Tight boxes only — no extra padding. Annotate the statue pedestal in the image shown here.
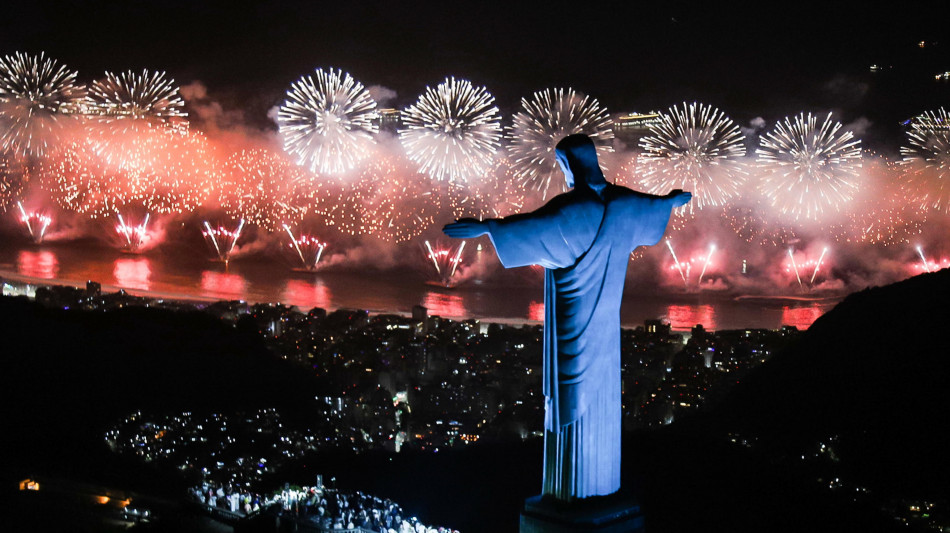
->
[519,492,645,532]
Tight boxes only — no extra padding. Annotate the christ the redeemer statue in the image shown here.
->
[445,134,690,528]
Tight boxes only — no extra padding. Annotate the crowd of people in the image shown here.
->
[189,481,264,516]
[276,487,457,532]
[190,481,458,532]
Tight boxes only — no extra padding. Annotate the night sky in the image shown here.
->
[3,1,948,149]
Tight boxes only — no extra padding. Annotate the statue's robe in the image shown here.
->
[486,184,675,499]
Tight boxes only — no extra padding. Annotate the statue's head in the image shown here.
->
[555,134,606,192]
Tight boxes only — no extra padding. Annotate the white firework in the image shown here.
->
[509,87,614,199]
[87,69,187,124]
[637,102,747,214]
[399,77,502,183]
[900,107,950,213]
[0,51,84,157]
[756,112,862,221]
[278,68,378,175]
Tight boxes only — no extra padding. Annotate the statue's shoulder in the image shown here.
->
[606,184,664,206]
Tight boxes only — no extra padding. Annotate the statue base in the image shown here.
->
[519,492,645,532]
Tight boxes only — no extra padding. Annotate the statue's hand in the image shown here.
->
[443,218,489,238]
[667,189,692,208]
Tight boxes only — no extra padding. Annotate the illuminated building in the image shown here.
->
[613,111,662,144]
[376,108,401,133]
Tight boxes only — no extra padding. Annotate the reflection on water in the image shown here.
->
[17,250,59,279]
[113,258,151,290]
[528,301,544,321]
[781,305,824,330]
[282,279,332,310]
[200,270,247,299]
[666,304,717,331]
[422,291,467,318]
[0,243,836,331]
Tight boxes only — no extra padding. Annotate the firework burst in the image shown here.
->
[785,246,830,292]
[399,77,502,183]
[16,201,52,243]
[822,158,924,246]
[900,107,950,213]
[637,102,746,214]
[351,155,442,242]
[219,149,311,231]
[509,88,613,199]
[87,69,186,125]
[41,128,217,218]
[0,51,84,157]
[283,224,327,271]
[278,68,378,174]
[444,156,527,219]
[756,112,862,221]
[202,219,245,263]
[663,240,719,289]
[424,239,467,287]
[0,154,28,211]
[115,212,151,253]
[721,203,800,246]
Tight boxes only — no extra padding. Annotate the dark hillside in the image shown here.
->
[711,268,950,498]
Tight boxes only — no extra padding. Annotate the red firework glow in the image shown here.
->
[113,257,151,290]
[780,305,824,330]
[664,240,719,290]
[283,225,327,271]
[202,219,244,263]
[666,304,717,331]
[424,240,467,287]
[200,270,247,299]
[281,279,332,310]
[17,202,52,243]
[911,245,949,273]
[784,247,830,292]
[218,149,311,232]
[115,212,151,253]
[527,301,545,322]
[43,127,217,218]
[422,291,467,318]
[16,250,58,279]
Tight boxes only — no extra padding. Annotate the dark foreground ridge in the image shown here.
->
[713,267,950,496]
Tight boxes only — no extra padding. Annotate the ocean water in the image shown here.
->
[0,241,836,331]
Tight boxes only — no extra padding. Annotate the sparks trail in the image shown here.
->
[697,243,716,286]
[115,212,150,253]
[665,239,719,290]
[787,248,804,291]
[915,245,931,273]
[424,240,466,288]
[810,247,828,285]
[202,219,244,263]
[284,224,327,272]
[16,201,52,243]
[665,239,688,286]
[786,247,831,292]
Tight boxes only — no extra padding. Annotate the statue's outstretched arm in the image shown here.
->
[443,218,490,238]
[664,189,692,208]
